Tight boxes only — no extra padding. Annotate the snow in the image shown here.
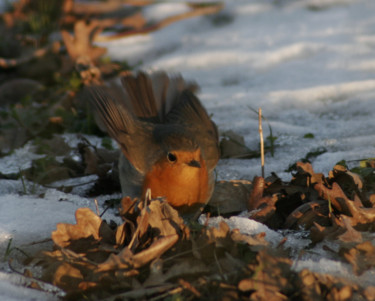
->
[0,142,44,175]
[2,0,375,298]
[101,0,375,182]
[200,214,285,244]
[143,3,191,22]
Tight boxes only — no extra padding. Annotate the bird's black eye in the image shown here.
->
[167,152,177,163]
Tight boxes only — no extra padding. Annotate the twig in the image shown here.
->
[5,242,31,262]
[163,241,210,263]
[94,199,100,216]
[248,105,275,157]
[0,44,54,69]
[149,287,183,301]
[7,258,65,297]
[43,178,98,190]
[127,189,151,251]
[258,108,265,178]
[94,4,223,42]
[328,195,333,218]
[101,284,177,301]
[19,169,27,194]
[4,238,13,261]
[59,247,98,266]
[145,188,152,204]
[26,238,52,246]
[214,248,224,277]
[99,204,112,218]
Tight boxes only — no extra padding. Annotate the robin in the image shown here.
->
[89,71,220,214]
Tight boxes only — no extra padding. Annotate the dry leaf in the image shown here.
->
[239,250,292,301]
[340,241,375,275]
[248,176,265,210]
[364,286,375,301]
[250,195,278,225]
[147,200,185,237]
[52,207,114,248]
[336,215,363,243]
[53,262,83,291]
[231,229,268,248]
[314,182,347,213]
[284,200,329,230]
[293,161,325,187]
[61,20,107,62]
[132,234,178,268]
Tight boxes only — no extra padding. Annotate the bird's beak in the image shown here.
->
[187,160,201,168]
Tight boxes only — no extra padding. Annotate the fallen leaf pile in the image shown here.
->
[37,197,269,300]
[245,162,375,234]
[28,160,375,300]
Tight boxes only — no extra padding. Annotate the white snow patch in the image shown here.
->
[143,3,190,23]
[0,142,43,175]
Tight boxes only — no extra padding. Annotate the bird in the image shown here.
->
[88,71,220,214]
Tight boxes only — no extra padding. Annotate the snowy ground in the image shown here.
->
[1,0,375,299]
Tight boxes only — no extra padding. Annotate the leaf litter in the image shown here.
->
[16,161,375,300]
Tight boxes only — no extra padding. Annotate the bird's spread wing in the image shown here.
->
[89,72,218,173]
[121,71,198,122]
[88,86,156,174]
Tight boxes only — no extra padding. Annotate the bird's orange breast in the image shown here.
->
[142,149,210,212]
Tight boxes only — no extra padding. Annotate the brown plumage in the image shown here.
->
[89,71,220,214]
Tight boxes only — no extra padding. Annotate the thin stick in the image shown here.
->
[127,189,151,251]
[258,108,265,178]
[94,4,223,42]
[94,199,100,216]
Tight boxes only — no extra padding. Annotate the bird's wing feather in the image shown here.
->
[89,86,155,174]
[121,71,198,122]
